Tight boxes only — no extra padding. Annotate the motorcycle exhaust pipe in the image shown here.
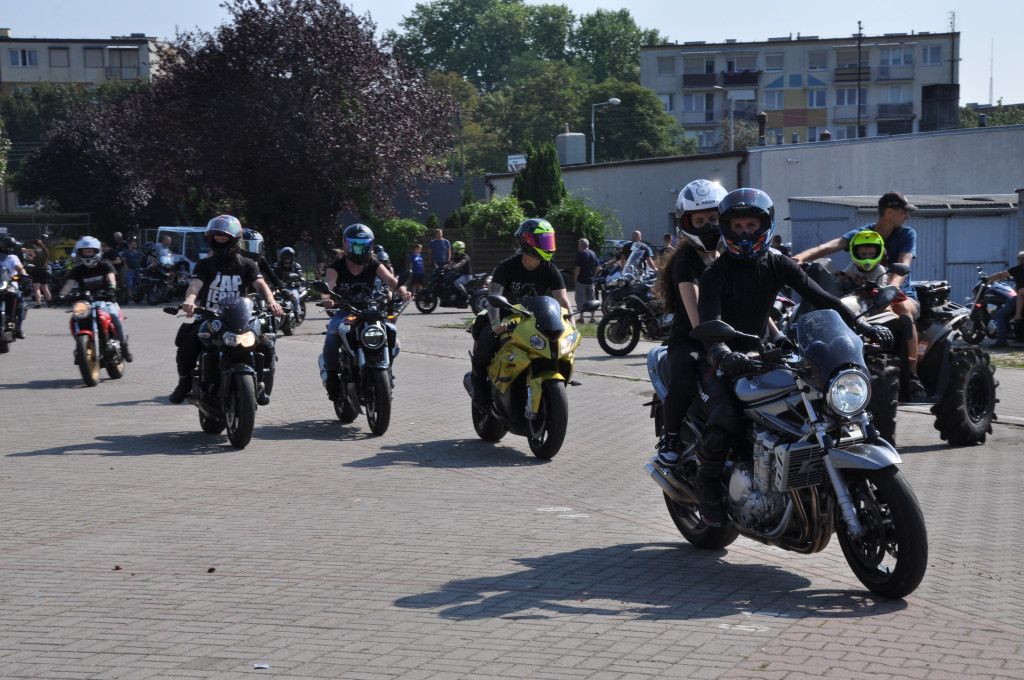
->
[645,461,698,506]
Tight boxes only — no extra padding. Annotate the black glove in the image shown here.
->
[719,351,755,379]
[108,287,118,300]
[857,321,893,350]
[771,332,797,353]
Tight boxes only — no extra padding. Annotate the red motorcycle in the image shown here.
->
[67,291,126,386]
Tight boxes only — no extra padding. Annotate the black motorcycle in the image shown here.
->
[163,296,270,449]
[596,275,669,356]
[0,268,25,354]
[276,273,310,336]
[314,274,410,436]
[414,268,489,314]
[135,263,173,305]
[961,267,1024,344]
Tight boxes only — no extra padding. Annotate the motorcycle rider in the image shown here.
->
[320,224,411,401]
[694,189,893,527]
[984,251,1024,348]
[652,179,728,466]
[57,236,132,361]
[840,230,888,287]
[373,245,395,275]
[272,246,304,313]
[470,219,572,408]
[1,236,30,339]
[793,191,926,400]
[444,241,473,299]
[169,216,283,405]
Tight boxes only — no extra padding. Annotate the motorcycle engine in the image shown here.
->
[727,427,787,528]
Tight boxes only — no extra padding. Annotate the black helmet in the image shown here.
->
[0,235,19,254]
[342,224,375,265]
[373,245,391,263]
[718,188,775,260]
[206,215,243,258]
[279,246,295,263]
[514,218,556,261]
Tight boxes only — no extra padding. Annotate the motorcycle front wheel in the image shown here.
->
[75,334,100,387]
[225,373,257,449]
[295,300,306,326]
[960,314,987,345]
[836,466,927,599]
[527,380,568,459]
[415,291,438,314]
[364,368,392,436]
[199,413,226,434]
[147,282,168,306]
[597,309,641,356]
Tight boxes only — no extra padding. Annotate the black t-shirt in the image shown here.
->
[1007,264,1024,291]
[668,247,708,343]
[328,258,382,303]
[69,261,116,292]
[192,254,263,309]
[449,253,472,275]
[698,251,857,345]
[490,254,565,305]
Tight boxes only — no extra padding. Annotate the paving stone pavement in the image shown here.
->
[1,303,1022,679]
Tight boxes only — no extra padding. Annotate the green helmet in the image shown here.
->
[850,230,885,273]
[514,218,556,261]
[452,240,466,255]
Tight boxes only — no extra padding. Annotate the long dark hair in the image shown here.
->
[653,237,699,316]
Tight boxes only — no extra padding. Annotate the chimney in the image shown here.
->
[0,28,12,38]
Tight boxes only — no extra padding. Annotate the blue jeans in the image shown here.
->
[97,301,127,344]
[995,296,1018,343]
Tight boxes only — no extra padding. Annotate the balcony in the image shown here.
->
[682,73,716,88]
[877,64,915,81]
[833,104,868,122]
[834,66,870,83]
[105,66,141,80]
[680,110,717,126]
[722,70,759,86]
[877,102,914,119]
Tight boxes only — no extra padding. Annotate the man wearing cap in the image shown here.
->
[793,191,926,401]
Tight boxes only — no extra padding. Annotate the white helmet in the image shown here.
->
[74,236,103,267]
[674,179,728,252]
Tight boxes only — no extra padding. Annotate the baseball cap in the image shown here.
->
[878,191,917,212]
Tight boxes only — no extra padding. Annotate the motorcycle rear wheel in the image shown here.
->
[471,402,507,442]
[527,380,568,459]
[931,348,998,446]
[960,314,986,345]
[364,368,392,436]
[75,335,100,387]
[836,466,927,599]
[226,373,257,449]
[664,462,739,549]
[597,309,641,356]
[415,292,438,314]
[199,413,226,434]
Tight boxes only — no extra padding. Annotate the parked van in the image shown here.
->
[143,226,265,271]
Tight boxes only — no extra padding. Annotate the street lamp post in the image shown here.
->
[590,97,621,164]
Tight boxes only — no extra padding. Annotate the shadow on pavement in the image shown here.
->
[344,438,550,468]
[0,378,89,390]
[8,430,237,457]
[253,419,374,442]
[395,541,908,622]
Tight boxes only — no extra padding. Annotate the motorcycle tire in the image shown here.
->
[836,466,928,599]
[281,320,294,336]
[225,373,257,449]
[334,395,358,423]
[527,380,569,459]
[866,356,899,446]
[105,340,125,380]
[75,335,100,387]
[470,293,488,316]
[364,368,392,436]
[199,413,226,434]
[295,300,306,327]
[931,348,998,446]
[0,340,9,354]
[147,283,168,306]
[597,309,641,356]
[664,462,739,550]
[960,314,986,345]
[132,286,146,304]
[471,402,507,442]
[415,292,438,314]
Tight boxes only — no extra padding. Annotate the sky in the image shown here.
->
[3,0,1021,106]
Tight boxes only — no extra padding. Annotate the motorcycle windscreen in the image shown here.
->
[217,295,255,333]
[795,309,865,386]
[524,296,565,334]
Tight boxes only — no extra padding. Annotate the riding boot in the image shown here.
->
[123,340,133,363]
[697,465,727,527]
[325,373,341,402]
[169,374,192,404]
[256,382,270,406]
[657,431,681,467]
[471,370,490,409]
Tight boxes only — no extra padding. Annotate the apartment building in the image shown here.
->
[640,31,960,152]
[0,27,164,93]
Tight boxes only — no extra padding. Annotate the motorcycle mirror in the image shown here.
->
[162,306,180,315]
[486,294,513,311]
[311,280,332,294]
[888,262,910,276]
[863,285,899,314]
[396,270,413,287]
[690,320,735,345]
[580,300,602,313]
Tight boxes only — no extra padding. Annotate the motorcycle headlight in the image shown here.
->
[559,330,580,355]
[826,369,871,417]
[223,330,257,348]
[72,301,91,319]
[361,325,386,349]
[0,280,7,291]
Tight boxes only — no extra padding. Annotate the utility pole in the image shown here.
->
[856,21,863,139]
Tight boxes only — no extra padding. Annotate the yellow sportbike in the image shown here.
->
[463,295,599,459]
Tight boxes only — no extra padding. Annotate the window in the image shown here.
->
[682,93,705,112]
[807,126,822,142]
[835,48,863,68]
[880,47,914,66]
[765,53,783,71]
[922,45,942,66]
[835,87,866,106]
[888,86,909,103]
[687,129,717,150]
[84,47,103,68]
[807,89,826,108]
[833,125,861,140]
[49,47,70,67]
[8,49,37,67]
[658,93,674,112]
[726,55,756,72]
[808,51,827,70]
[704,58,715,74]
[657,56,675,76]
[763,90,785,110]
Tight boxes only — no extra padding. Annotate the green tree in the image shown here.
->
[511,142,566,217]
[587,80,696,161]
[425,213,441,230]
[0,118,10,182]
[428,70,504,176]
[544,193,619,246]
[570,9,665,84]
[959,101,1024,128]
[464,194,526,240]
